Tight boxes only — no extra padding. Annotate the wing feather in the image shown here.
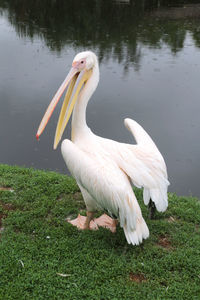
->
[123,118,169,211]
[99,118,170,212]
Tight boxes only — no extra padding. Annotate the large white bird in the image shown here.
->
[36,51,169,245]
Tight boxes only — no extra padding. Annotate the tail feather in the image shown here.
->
[150,187,168,212]
[123,217,149,246]
[143,184,168,212]
[143,188,151,205]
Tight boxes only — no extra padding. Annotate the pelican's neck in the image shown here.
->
[71,62,99,141]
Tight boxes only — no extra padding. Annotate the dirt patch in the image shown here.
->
[129,272,147,283]
[1,203,15,211]
[157,235,173,250]
[0,201,16,211]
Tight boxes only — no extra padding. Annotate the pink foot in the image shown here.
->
[67,214,98,230]
[67,213,117,233]
[94,214,118,233]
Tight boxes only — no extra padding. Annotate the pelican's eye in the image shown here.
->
[78,59,86,69]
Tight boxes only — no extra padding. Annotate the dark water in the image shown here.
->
[0,0,200,197]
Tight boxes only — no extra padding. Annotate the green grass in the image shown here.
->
[0,164,200,300]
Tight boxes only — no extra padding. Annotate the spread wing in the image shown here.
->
[101,118,170,212]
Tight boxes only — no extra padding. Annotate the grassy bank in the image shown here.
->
[0,164,200,299]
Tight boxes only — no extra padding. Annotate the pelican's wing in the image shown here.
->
[61,139,149,245]
[103,118,169,212]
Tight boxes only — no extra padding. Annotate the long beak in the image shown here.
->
[53,69,92,149]
[36,66,92,149]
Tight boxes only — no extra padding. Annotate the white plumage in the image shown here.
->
[37,51,169,245]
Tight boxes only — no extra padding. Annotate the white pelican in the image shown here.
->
[36,51,169,245]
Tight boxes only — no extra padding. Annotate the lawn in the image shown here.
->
[0,164,200,299]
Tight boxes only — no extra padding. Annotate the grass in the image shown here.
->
[0,164,200,300]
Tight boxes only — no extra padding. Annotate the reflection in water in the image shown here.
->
[150,4,200,19]
[0,0,200,197]
[1,0,200,71]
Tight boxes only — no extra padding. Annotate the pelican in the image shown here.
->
[36,51,169,245]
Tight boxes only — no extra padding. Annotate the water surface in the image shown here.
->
[0,0,200,197]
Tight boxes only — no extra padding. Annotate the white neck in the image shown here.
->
[71,61,99,141]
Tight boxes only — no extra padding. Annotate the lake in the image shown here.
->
[0,0,200,197]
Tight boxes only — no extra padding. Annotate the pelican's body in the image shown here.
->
[37,51,169,245]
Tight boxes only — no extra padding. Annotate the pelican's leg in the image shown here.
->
[83,211,96,229]
[79,184,118,232]
[148,199,156,219]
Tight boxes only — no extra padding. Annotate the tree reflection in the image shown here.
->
[0,0,200,70]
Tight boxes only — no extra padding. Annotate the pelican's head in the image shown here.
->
[36,51,97,149]
[73,51,97,71]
